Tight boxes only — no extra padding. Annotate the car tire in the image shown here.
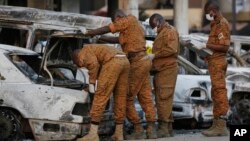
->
[230,98,250,125]
[0,109,24,140]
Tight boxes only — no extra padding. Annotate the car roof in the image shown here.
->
[0,44,38,55]
[0,5,111,30]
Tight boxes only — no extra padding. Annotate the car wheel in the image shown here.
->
[230,98,250,125]
[0,109,24,140]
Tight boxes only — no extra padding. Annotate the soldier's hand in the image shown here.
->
[89,84,95,94]
[90,35,101,43]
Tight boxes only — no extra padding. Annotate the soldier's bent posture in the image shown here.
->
[73,44,130,141]
[149,13,179,138]
[85,10,157,140]
[202,0,230,137]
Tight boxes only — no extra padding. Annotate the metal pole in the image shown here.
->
[108,0,118,17]
[174,0,189,35]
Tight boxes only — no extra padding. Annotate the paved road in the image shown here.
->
[130,134,229,141]
[127,129,230,141]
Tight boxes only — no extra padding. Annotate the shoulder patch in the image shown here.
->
[218,33,224,40]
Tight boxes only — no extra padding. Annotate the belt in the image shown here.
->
[114,54,126,58]
[127,51,146,60]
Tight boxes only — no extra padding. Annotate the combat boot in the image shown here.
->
[157,121,170,138]
[202,118,229,137]
[146,122,157,139]
[168,114,174,137]
[203,119,218,133]
[125,123,146,140]
[169,122,175,137]
[77,124,99,141]
[111,124,124,141]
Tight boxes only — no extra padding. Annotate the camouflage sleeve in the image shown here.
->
[218,21,230,46]
[109,17,129,33]
[78,48,100,84]
[154,31,178,58]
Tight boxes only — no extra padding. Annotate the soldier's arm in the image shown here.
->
[86,26,111,37]
[86,62,100,84]
[207,22,230,53]
[206,43,229,53]
[99,36,119,43]
[78,48,100,84]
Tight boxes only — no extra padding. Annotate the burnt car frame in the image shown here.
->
[0,6,116,140]
[141,32,250,128]
[0,5,111,51]
[0,29,118,140]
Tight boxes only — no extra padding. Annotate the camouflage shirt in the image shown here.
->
[207,15,230,60]
[109,15,146,54]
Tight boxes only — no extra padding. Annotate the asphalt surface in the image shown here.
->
[130,134,229,141]
[124,129,229,141]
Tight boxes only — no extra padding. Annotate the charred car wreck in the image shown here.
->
[0,32,117,140]
[0,6,115,141]
[141,29,250,128]
[1,5,250,141]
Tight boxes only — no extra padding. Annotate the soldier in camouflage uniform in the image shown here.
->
[202,0,230,137]
[149,13,179,138]
[73,44,130,141]
[85,10,157,140]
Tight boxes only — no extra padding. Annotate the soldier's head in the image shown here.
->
[72,49,82,67]
[149,13,165,33]
[111,9,127,22]
[204,0,221,21]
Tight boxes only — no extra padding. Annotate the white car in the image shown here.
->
[0,43,115,140]
[134,34,250,128]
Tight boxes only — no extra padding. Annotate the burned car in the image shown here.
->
[178,34,250,126]
[172,56,234,128]
[0,34,115,140]
[226,68,250,125]
[133,55,250,129]
[135,32,250,128]
[0,5,111,51]
[180,33,250,68]
[0,6,119,140]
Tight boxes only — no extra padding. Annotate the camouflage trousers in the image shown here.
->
[208,57,229,118]
[153,65,178,122]
[126,57,157,124]
[90,57,130,124]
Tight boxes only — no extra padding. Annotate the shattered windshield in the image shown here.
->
[8,53,86,89]
[9,54,42,81]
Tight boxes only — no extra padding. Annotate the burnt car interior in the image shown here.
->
[8,31,113,111]
[9,53,85,90]
[8,35,89,90]
[0,27,28,48]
